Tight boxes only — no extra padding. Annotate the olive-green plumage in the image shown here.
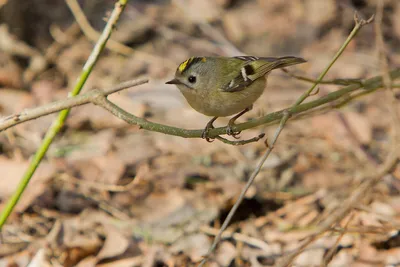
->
[166,56,306,140]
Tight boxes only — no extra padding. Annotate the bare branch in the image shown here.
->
[0,79,148,131]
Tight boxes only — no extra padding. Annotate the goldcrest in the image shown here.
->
[166,56,306,141]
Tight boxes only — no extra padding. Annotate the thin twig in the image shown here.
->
[197,12,376,267]
[0,0,129,230]
[294,13,374,107]
[215,133,266,146]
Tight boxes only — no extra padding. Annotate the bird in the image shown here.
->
[166,56,306,141]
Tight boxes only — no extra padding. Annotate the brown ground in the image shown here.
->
[0,0,400,266]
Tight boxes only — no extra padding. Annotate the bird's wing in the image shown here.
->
[221,56,305,92]
[220,56,278,92]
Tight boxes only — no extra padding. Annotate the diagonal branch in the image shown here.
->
[197,12,375,266]
[277,6,400,267]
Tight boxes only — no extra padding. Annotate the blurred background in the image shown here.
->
[0,0,400,266]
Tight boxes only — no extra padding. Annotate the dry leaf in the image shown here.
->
[96,225,130,261]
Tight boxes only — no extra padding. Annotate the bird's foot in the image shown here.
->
[225,106,252,139]
[226,122,241,139]
[201,117,218,142]
[201,127,215,142]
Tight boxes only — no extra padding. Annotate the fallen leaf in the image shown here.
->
[96,225,130,261]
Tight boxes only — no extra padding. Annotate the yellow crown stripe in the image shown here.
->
[178,57,206,73]
[178,58,191,72]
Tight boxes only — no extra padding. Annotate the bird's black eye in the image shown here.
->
[188,75,196,83]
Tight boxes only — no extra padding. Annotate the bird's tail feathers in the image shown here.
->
[268,56,307,70]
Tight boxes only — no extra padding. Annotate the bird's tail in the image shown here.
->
[267,56,307,70]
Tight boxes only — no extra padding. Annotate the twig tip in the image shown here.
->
[354,11,375,26]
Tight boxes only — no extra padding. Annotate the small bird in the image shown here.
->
[166,56,306,141]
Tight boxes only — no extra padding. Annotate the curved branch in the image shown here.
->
[93,68,400,138]
[1,69,399,138]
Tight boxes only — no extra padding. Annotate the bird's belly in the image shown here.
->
[181,79,266,117]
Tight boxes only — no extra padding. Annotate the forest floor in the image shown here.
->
[0,0,400,266]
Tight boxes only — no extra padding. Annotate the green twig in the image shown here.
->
[295,13,374,106]
[0,0,129,230]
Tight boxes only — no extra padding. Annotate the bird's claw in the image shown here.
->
[226,124,241,139]
[201,125,215,142]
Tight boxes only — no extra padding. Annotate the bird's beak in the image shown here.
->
[166,78,181,85]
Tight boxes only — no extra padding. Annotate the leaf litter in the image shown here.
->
[0,0,400,266]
